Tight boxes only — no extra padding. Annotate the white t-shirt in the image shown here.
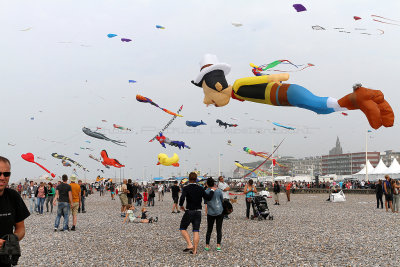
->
[158,185,163,192]
[218,182,229,199]
[127,209,136,222]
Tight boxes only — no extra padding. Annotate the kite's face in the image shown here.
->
[202,80,232,107]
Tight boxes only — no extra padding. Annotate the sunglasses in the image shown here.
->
[0,172,11,177]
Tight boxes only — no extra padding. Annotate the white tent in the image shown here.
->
[372,158,388,174]
[354,160,375,175]
[385,158,400,174]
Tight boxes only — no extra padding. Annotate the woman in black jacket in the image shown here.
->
[375,180,383,209]
[273,181,280,205]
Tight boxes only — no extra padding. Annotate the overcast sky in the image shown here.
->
[1,0,399,182]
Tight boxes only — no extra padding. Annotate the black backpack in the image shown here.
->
[222,200,233,215]
[0,234,21,266]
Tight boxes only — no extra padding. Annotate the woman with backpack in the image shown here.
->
[204,177,224,252]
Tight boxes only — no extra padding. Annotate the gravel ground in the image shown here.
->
[18,192,400,266]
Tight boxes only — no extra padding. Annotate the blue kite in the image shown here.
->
[272,122,295,130]
[186,120,206,127]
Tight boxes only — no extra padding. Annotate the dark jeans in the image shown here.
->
[37,197,45,214]
[46,195,54,212]
[246,199,256,218]
[206,214,224,245]
[78,196,85,212]
[376,194,383,208]
[54,202,70,230]
[148,196,155,206]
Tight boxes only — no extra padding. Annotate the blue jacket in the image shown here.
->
[204,188,224,216]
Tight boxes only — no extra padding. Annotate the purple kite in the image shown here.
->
[293,4,306,12]
[121,38,132,42]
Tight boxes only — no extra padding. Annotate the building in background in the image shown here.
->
[329,137,343,155]
[322,152,380,175]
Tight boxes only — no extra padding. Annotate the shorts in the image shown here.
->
[71,202,79,215]
[385,194,393,202]
[274,193,280,202]
[172,196,179,204]
[119,194,128,206]
[179,210,201,232]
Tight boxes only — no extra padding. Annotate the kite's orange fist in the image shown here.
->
[338,85,394,129]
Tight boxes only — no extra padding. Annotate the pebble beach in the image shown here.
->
[17,192,400,266]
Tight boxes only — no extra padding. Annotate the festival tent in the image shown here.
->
[354,160,375,175]
[371,158,388,174]
[385,158,400,174]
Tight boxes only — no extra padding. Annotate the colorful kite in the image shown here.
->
[155,133,190,149]
[52,153,87,171]
[101,150,125,168]
[21,153,55,178]
[234,161,269,176]
[250,61,314,76]
[129,80,137,83]
[156,25,165,29]
[243,139,285,178]
[243,147,286,167]
[121,38,132,42]
[113,124,132,131]
[107,34,117,38]
[216,119,238,129]
[272,122,295,130]
[192,54,394,130]
[136,94,183,117]
[82,127,126,146]
[157,153,179,167]
[148,106,183,142]
[186,120,206,127]
[354,16,362,20]
[293,4,306,12]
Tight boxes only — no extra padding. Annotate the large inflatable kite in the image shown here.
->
[100,150,125,168]
[82,127,126,146]
[52,153,88,171]
[191,54,394,130]
[21,153,55,178]
[155,133,190,149]
[157,153,179,167]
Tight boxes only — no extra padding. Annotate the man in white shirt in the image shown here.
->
[218,176,230,219]
[158,184,164,201]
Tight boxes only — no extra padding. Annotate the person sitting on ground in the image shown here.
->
[123,205,157,224]
[141,207,158,223]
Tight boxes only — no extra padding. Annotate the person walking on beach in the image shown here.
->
[148,183,156,206]
[244,179,257,219]
[78,180,86,213]
[375,180,383,209]
[110,183,115,200]
[285,182,292,202]
[383,175,393,212]
[204,177,224,252]
[119,179,129,217]
[158,183,164,202]
[273,181,281,205]
[217,176,230,219]
[35,182,48,215]
[27,181,37,213]
[69,175,81,231]
[179,172,214,255]
[99,183,104,196]
[171,181,180,213]
[53,175,72,231]
[0,156,30,267]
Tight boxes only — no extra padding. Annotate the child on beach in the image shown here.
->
[136,192,142,206]
[123,205,158,224]
[141,207,158,223]
[143,191,148,207]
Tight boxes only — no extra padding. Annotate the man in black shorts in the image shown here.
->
[179,172,214,255]
[171,181,180,213]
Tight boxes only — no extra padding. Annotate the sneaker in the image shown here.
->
[82,211,86,213]
[172,211,176,214]
[54,228,57,232]
[177,211,180,213]
[216,247,221,252]
[204,247,210,251]
[154,217,158,222]
[71,226,76,231]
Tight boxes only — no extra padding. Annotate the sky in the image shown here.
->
[1,0,399,182]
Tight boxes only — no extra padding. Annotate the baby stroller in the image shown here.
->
[251,195,273,220]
